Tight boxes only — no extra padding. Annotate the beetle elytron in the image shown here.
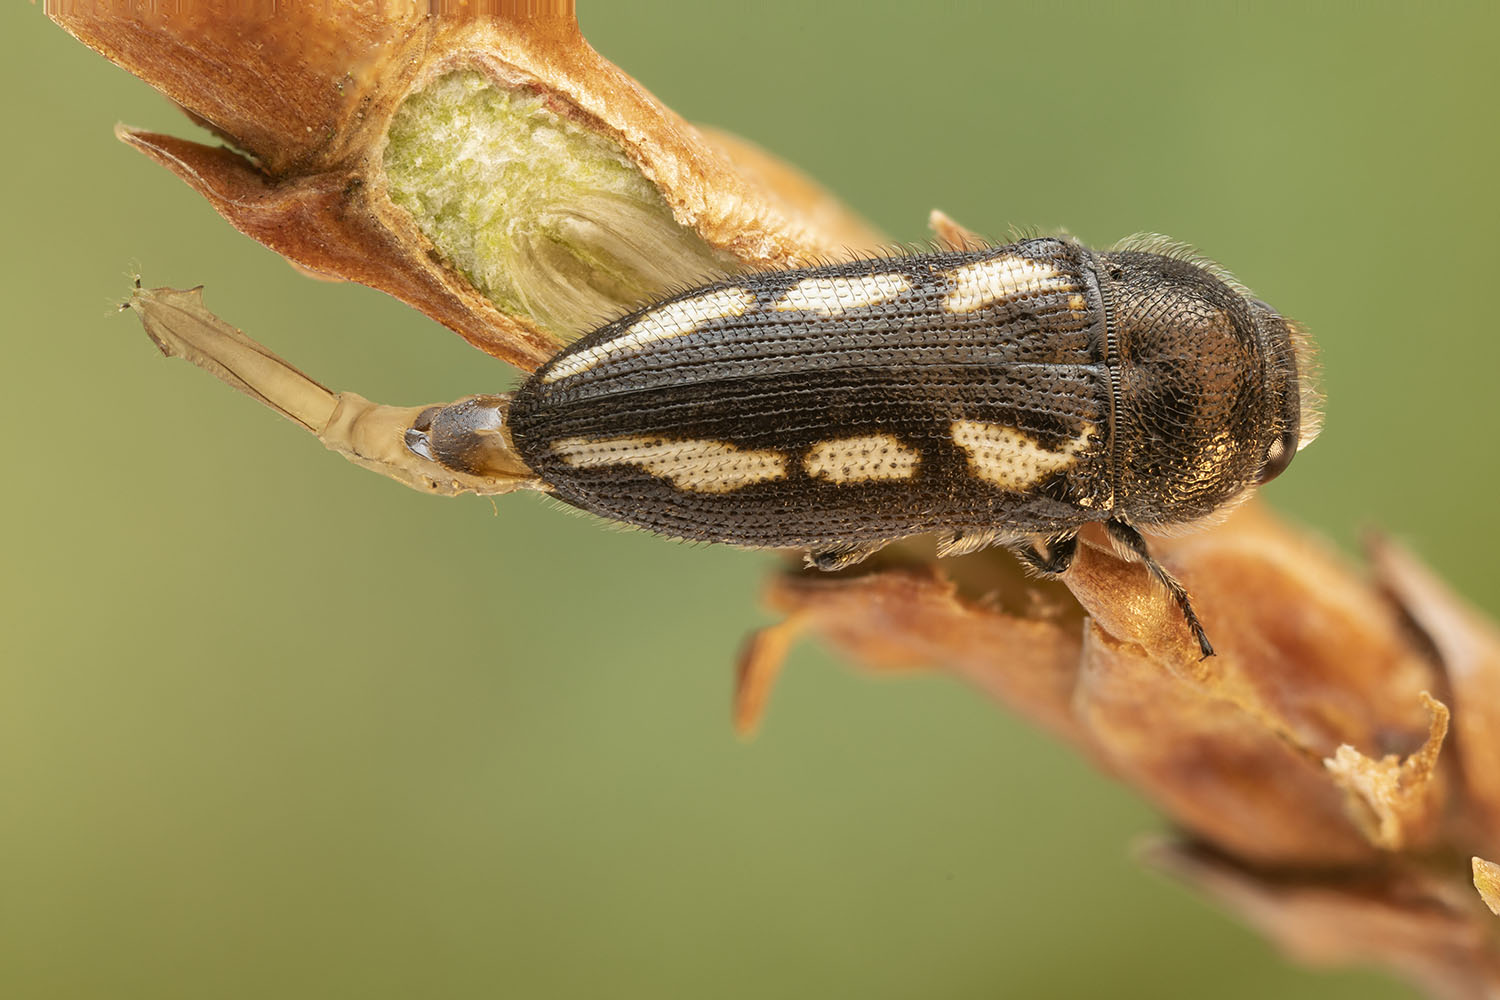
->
[404,235,1321,657]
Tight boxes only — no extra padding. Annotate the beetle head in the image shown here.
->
[1100,244,1320,525]
[1250,298,1322,485]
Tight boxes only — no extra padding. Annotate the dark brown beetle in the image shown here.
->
[408,235,1322,657]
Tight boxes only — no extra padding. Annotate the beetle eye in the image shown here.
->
[1258,430,1297,484]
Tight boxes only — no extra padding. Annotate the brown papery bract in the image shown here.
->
[50,4,1500,997]
[749,508,1500,999]
[49,1,882,370]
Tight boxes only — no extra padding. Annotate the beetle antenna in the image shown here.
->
[1105,520,1215,659]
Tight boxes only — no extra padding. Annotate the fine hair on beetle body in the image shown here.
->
[404,234,1322,659]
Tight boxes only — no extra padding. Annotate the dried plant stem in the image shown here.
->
[125,284,540,498]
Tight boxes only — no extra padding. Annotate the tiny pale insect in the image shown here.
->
[403,235,1322,657]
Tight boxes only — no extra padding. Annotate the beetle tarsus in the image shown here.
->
[1011,534,1079,575]
[805,542,884,572]
[1105,520,1215,658]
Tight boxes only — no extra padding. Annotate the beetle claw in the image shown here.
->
[805,542,885,572]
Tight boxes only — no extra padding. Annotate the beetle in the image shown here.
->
[404,235,1321,658]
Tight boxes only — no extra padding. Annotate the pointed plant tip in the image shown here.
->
[119,277,139,312]
[1473,857,1500,916]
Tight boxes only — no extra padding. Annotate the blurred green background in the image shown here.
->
[4,4,1495,998]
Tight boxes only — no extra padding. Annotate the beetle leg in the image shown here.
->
[935,528,1004,559]
[1010,534,1079,575]
[805,541,886,572]
[1105,520,1215,659]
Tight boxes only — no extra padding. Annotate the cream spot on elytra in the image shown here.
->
[803,434,920,483]
[950,420,1095,490]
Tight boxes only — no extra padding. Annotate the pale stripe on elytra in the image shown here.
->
[542,287,757,384]
[550,435,787,493]
[773,273,912,316]
[943,255,1076,314]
